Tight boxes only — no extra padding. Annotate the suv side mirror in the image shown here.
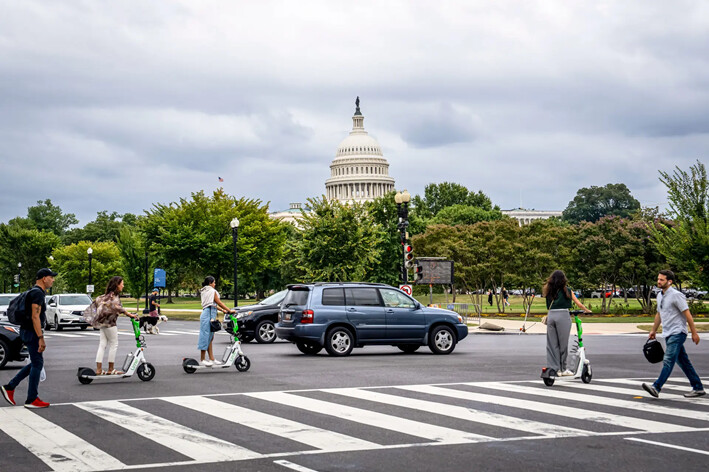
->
[50,302,57,307]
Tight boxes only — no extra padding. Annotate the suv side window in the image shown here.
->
[345,288,382,307]
[322,288,345,306]
[379,288,416,308]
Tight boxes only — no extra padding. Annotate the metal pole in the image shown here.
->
[144,251,149,313]
[88,253,92,286]
[403,202,408,285]
[232,227,238,308]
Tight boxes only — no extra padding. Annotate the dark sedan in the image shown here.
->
[0,322,29,369]
[222,290,287,343]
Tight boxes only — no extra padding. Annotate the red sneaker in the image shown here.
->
[1,385,15,406]
[24,397,50,409]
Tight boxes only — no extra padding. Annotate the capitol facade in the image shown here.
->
[324,97,395,203]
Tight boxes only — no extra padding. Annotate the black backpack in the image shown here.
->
[7,290,30,326]
[643,339,665,364]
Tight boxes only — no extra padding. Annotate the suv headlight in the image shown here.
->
[236,311,253,319]
[59,309,73,315]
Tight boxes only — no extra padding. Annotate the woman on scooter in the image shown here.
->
[198,276,235,366]
[543,270,590,376]
[93,276,138,375]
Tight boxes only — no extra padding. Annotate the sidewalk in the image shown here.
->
[467,319,709,335]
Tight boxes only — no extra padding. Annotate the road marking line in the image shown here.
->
[162,330,199,335]
[625,437,709,456]
[326,387,586,437]
[0,407,125,472]
[395,384,688,433]
[247,391,490,444]
[45,333,83,337]
[274,459,321,472]
[165,396,377,451]
[475,382,708,425]
[552,380,706,404]
[76,400,261,462]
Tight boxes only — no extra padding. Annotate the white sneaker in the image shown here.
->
[560,370,574,376]
[212,360,223,365]
[201,360,213,367]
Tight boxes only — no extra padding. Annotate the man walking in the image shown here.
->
[1,268,56,408]
[642,270,705,398]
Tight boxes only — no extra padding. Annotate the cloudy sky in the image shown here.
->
[1,1,707,224]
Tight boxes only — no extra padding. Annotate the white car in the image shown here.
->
[0,293,18,323]
[46,293,93,330]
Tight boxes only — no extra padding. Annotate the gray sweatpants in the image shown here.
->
[546,309,571,372]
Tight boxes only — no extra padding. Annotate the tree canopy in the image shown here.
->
[562,183,640,224]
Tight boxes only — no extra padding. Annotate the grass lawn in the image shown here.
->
[636,324,709,333]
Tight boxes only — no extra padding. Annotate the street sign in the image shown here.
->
[413,259,454,285]
[154,268,166,288]
[399,284,412,295]
[86,284,94,293]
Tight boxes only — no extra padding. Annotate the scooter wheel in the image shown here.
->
[78,368,95,385]
[581,365,592,384]
[137,362,156,381]
[235,356,251,372]
[543,377,555,387]
[182,358,199,374]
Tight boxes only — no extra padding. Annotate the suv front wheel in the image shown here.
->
[429,325,456,355]
[324,327,354,357]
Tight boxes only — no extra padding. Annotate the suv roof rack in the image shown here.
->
[286,282,389,289]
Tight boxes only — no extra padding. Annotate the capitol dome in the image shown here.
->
[325,97,396,203]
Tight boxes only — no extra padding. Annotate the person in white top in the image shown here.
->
[198,276,235,366]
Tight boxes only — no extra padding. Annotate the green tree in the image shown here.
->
[651,160,709,290]
[116,226,147,309]
[562,183,640,224]
[0,223,61,291]
[52,241,122,294]
[293,197,385,282]
[26,199,78,235]
[411,182,494,219]
[431,204,505,226]
[63,211,139,244]
[141,189,286,298]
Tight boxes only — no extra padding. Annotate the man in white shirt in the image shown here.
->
[642,270,704,398]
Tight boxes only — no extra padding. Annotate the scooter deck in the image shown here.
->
[81,374,132,380]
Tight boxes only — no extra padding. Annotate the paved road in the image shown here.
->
[1,319,708,472]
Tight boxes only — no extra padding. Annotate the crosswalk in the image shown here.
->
[1,377,707,471]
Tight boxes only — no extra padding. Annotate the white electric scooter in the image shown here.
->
[77,318,156,384]
[540,310,592,386]
[182,313,251,373]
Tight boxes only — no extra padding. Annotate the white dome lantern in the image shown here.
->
[325,97,396,203]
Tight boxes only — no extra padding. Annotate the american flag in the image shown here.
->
[218,177,224,182]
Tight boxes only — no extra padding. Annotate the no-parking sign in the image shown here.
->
[399,284,412,295]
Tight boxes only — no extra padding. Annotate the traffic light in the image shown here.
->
[13,274,19,283]
[404,244,414,269]
[414,263,424,282]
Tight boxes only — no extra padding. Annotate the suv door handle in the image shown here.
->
[347,307,356,312]
[385,309,394,314]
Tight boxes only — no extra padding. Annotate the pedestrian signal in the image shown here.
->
[13,274,19,283]
[414,263,424,282]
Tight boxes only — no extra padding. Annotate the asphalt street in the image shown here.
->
[1,318,708,472]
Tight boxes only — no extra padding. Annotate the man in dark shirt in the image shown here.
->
[1,268,56,409]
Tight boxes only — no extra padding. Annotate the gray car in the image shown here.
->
[275,282,468,356]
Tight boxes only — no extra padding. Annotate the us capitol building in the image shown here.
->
[270,98,559,225]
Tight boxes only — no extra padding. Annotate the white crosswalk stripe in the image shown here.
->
[1,377,708,472]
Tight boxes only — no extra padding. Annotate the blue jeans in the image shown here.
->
[653,333,704,392]
[197,306,217,351]
[7,329,43,403]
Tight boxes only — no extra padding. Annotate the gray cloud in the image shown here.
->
[0,0,708,224]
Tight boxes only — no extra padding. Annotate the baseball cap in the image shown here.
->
[152,288,159,292]
[36,268,58,279]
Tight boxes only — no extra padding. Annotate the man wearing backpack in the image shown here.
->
[1,268,56,408]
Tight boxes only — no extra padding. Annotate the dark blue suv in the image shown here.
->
[275,282,468,356]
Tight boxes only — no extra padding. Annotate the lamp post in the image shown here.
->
[17,262,22,293]
[394,190,411,284]
[230,217,240,308]
[87,247,93,294]
[48,256,54,294]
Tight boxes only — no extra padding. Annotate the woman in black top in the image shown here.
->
[543,270,590,376]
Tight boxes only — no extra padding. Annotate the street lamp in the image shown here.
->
[17,262,22,293]
[48,256,54,294]
[87,247,93,294]
[394,190,411,284]
[230,217,240,308]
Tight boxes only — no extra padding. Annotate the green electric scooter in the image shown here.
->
[541,310,592,386]
[77,318,156,384]
[182,312,251,373]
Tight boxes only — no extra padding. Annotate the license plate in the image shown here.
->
[283,313,292,321]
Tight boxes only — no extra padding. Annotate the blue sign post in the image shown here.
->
[154,268,166,288]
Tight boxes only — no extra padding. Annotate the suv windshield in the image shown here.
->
[259,289,287,306]
[283,289,309,307]
[60,295,92,305]
[0,295,17,306]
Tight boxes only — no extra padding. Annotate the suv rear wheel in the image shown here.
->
[429,325,456,355]
[324,327,354,357]
[296,341,322,355]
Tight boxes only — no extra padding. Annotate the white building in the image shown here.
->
[502,208,562,226]
[325,97,396,203]
[269,202,305,225]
